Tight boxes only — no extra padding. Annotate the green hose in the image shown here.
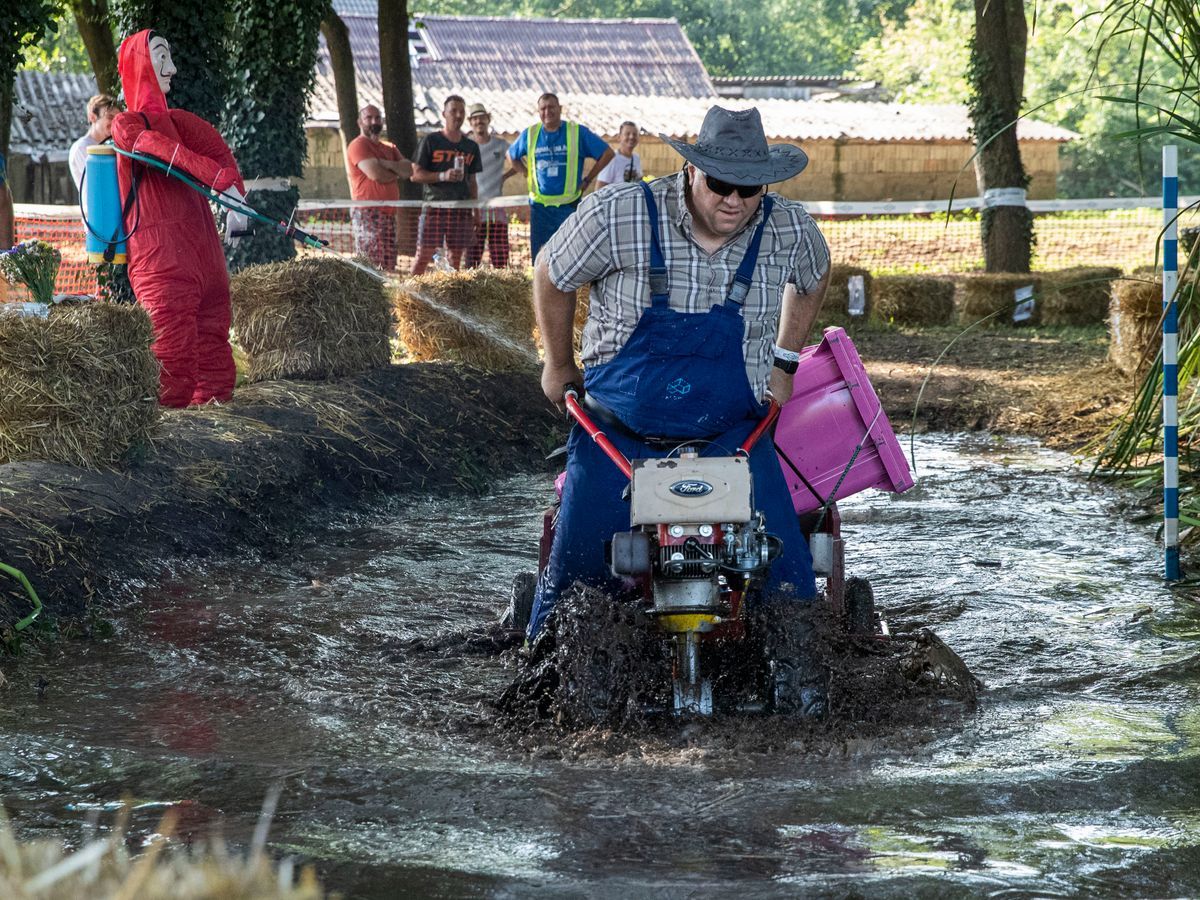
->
[0,562,44,631]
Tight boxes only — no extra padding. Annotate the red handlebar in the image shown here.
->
[738,400,780,456]
[564,392,779,478]
[564,391,633,480]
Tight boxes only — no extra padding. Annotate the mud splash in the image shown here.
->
[492,584,980,757]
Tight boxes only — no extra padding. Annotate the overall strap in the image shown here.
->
[639,181,669,308]
[725,194,774,309]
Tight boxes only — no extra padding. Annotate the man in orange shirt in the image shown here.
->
[346,105,413,271]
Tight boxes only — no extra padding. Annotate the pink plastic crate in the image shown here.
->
[775,327,914,515]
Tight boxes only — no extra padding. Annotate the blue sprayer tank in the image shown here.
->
[84,144,126,264]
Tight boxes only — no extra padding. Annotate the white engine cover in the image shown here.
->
[629,456,753,525]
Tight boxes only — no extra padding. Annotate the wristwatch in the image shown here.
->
[772,345,800,375]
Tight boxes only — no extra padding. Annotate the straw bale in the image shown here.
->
[1040,266,1122,326]
[870,276,955,326]
[0,301,159,467]
[1109,275,1162,376]
[955,273,1045,326]
[817,265,873,329]
[231,256,391,382]
[394,269,537,371]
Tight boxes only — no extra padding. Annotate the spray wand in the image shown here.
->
[105,144,385,282]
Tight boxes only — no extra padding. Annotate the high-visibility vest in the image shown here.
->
[525,121,580,206]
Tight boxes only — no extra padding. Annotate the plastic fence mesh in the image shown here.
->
[5,197,1197,303]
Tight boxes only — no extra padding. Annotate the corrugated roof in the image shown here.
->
[322,7,714,99]
[11,71,98,157]
[308,89,1078,144]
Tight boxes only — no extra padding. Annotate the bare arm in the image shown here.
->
[411,163,467,185]
[582,148,615,191]
[358,157,411,183]
[768,272,829,404]
[532,258,581,408]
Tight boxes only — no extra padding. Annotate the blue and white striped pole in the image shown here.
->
[1163,145,1181,580]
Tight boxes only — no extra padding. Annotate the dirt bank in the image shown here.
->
[851,323,1128,450]
[0,364,558,634]
[0,325,1129,638]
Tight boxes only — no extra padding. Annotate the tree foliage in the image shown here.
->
[222,0,325,270]
[112,0,230,124]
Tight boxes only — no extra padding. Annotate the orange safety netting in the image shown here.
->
[5,200,1195,304]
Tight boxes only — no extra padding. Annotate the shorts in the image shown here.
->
[417,206,474,253]
[350,207,398,272]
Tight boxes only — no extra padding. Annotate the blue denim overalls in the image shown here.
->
[528,182,816,637]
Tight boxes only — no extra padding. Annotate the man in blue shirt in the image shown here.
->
[508,92,613,261]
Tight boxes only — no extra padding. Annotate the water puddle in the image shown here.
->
[2,434,1198,896]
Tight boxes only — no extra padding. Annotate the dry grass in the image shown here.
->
[1040,266,1123,326]
[955,273,1044,325]
[0,302,159,467]
[871,276,955,326]
[231,257,391,382]
[0,806,324,900]
[394,269,538,371]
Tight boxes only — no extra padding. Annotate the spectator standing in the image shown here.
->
[411,95,481,274]
[69,94,120,204]
[346,104,413,272]
[595,121,643,188]
[508,93,613,261]
[464,103,515,268]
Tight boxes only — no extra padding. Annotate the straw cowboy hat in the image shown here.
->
[660,105,808,186]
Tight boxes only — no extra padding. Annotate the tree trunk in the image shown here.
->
[321,10,360,151]
[379,0,419,255]
[69,0,118,96]
[970,0,1033,273]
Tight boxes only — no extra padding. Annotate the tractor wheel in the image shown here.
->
[844,577,876,636]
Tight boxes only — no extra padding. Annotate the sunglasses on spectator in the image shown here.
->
[704,174,764,199]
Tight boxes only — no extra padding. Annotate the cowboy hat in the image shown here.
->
[660,106,808,186]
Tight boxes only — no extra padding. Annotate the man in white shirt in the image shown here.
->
[464,102,517,267]
[69,94,120,206]
[595,121,643,189]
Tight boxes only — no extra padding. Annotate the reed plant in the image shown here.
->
[1086,0,1200,539]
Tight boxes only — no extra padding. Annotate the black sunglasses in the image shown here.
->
[704,174,764,199]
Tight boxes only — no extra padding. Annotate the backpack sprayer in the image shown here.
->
[81,142,385,282]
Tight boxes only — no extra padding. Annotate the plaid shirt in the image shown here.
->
[545,171,830,400]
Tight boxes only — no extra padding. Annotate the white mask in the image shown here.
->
[149,36,177,95]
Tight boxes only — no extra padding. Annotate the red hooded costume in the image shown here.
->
[112,29,244,407]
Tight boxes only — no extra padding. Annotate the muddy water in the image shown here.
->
[3,434,1199,897]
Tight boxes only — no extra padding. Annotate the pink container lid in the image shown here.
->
[774,327,914,515]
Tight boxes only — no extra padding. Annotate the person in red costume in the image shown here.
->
[112,30,245,407]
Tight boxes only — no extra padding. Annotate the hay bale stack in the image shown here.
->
[818,265,873,328]
[0,301,159,466]
[870,276,954,326]
[1110,275,1165,376]
[231,257,391,382]
[394,269,537,370]
[956,273,1044,325]
[1040,266,1123,326]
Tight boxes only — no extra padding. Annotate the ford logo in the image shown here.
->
[670,480,713,497]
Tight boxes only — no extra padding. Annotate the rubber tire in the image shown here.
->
[845,577,876,636]
[508,571,537,633]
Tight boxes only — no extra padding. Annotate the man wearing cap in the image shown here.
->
[465,102,516,268]
[527,107,830,708]
[508,92,613,261]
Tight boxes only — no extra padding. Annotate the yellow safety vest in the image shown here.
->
[525,121,581,206]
